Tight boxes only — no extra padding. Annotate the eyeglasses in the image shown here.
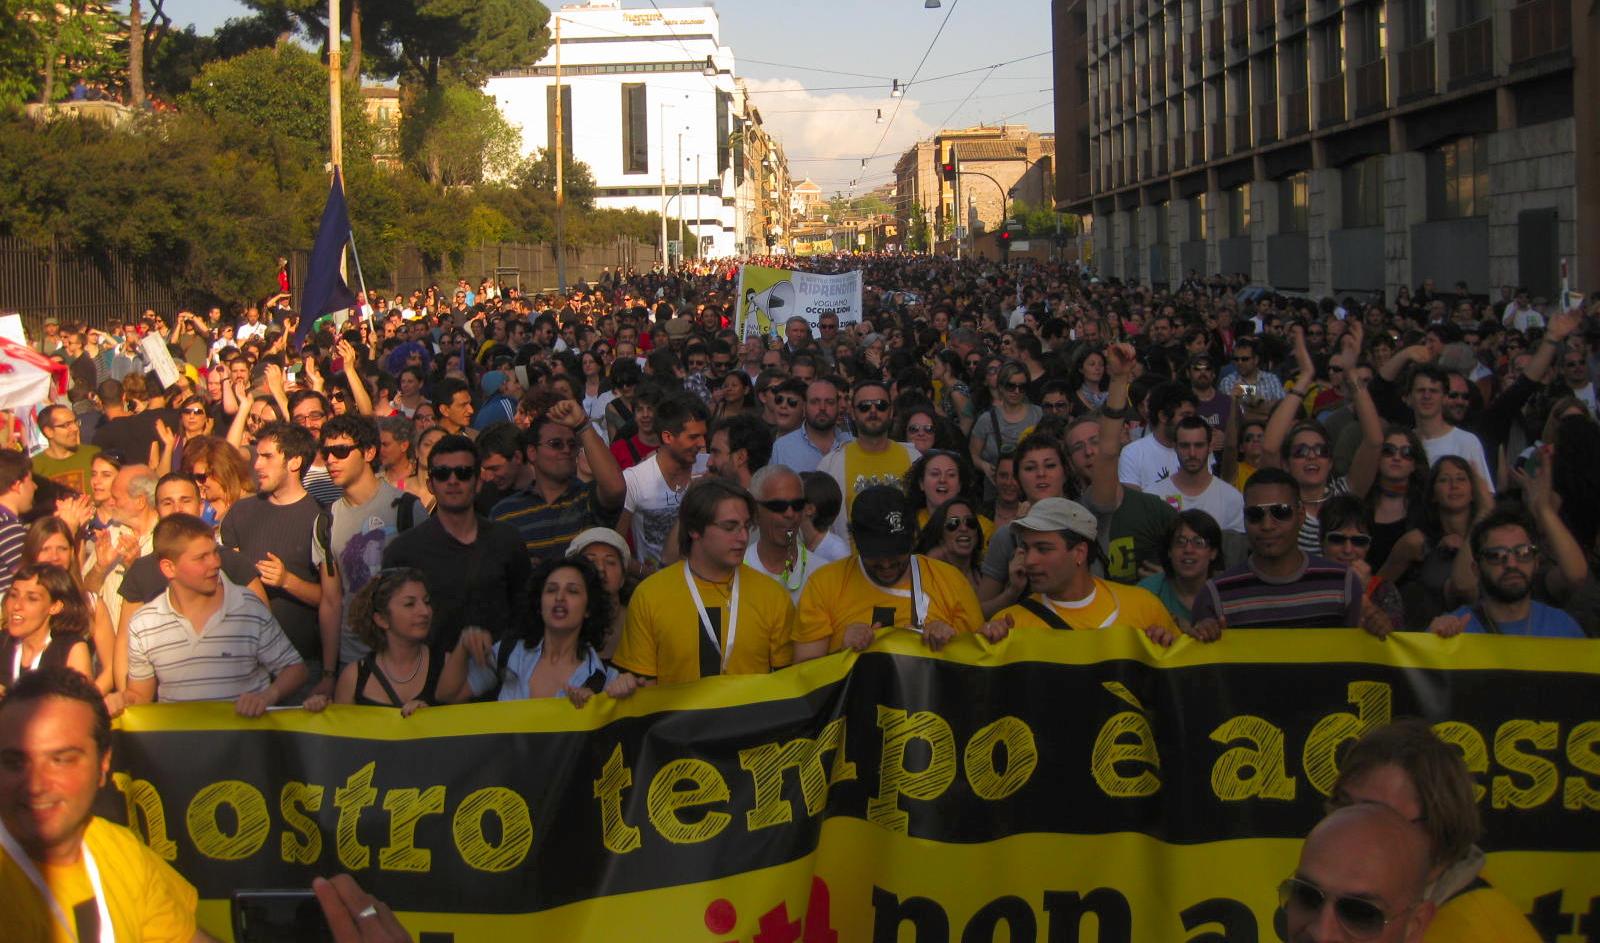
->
[1279,876,1406,940]
[429,465,477,482]
[758,498,806,514]
[1004,382,1028,393]
[1243,503,1296,524]
[1325,533,1372,548]
[1291,443,1331,460]
[181,406,206,416]
[774,395,801,409]
[540,437,579,452]
[1445,392,1470,401]
[944,515,978,532]
[191,471,209,484]
[856,400,890,414]
[48,418,81,430]
[321,443,358,459]
[1041,400,1069,412]
[295,411,327,423]
[907,423,935,434]
[1171,534,1211,549]
[1477,543,1538,566]
[1380,443,1417,459]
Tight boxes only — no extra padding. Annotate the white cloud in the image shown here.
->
[742,78,933,193]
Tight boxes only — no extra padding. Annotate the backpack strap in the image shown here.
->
[623,436,641,463]
[393,492,421,532]
[1016,595,1071,631]
[315,510,334,576]
[363,652,406,707]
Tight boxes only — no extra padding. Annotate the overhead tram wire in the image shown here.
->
[854,0,962,192]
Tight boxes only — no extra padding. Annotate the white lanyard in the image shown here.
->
[778,541,808,593]
[11,634,48,681]
[0,817,115,943]
[856,555,927,629]
[684,563,739,671]
[1046,584,1120,630]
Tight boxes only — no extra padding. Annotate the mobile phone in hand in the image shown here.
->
[232,889,334,943]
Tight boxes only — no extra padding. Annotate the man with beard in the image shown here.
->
[1149,416,1245,533]
[1117,381,1200,491]
[705,413,772,490]
[1428,509,1583,637]
[770,377,851,473]
[818,380,920,539]
[31,404,100,493]
[617,393,707,571]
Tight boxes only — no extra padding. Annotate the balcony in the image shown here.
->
[1284,87,1310,135]
[1317,72,1346,124]
[1191,129,1208,163]
[1231,112,1252,150]
[1511,0,1569,64]
[1397,40,1435,100]
[1228,1,1249,44]
[1172,141,1187,171]
[1256,101,1278,143]
[1448,18,1494,85]
[1354,58,1387,115]
[1155,147,1169,175]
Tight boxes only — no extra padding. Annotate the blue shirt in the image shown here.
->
[1453,602,1584,638]
[474,394,516,430]
[468,639,616,700]
[770,426,853,474]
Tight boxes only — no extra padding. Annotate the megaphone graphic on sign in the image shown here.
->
[745,280,796,338]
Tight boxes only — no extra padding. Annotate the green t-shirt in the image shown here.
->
[32,444,101,494]
[1096,489,1177,585]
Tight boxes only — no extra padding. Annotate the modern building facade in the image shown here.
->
[895,126,1056,252]
[486,1,786,259]
[1052,0,1599,300]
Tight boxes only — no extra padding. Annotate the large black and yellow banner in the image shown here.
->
[105,630,1600,942]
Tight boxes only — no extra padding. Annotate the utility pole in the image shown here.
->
[676,132,685,266]
[554,14,567,291]
[694,153,702,261]
[659,103,668,268]
[328,0,346,281]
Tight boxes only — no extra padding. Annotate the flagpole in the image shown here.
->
[328,0,346,282]
[348,222,370,317]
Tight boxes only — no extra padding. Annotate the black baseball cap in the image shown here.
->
[850,486,915,558]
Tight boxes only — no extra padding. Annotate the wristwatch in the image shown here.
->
[1101,402,1136,420]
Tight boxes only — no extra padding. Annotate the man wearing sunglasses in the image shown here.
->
[1186,468,1363,639]
[817,380,920,540]
[743,465,817,602]
[1282,804,1436,943]
[384,434,531,657]
[1427,509,1584,638]
[771,378,851,474]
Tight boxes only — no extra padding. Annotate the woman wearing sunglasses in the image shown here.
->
[915,498,985,590]
[180,435,257,526]
[1327,720,1543,942]
[1317,495,1403,635]
[1363,426,1429,573]
[970,362,1042,495]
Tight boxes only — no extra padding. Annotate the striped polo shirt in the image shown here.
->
[492,478,616,565]
[127,578,302,702]
[1191,553,1362,629]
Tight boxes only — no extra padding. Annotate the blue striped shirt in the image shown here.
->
[0,506,25,596]
[1191,554,1363,629]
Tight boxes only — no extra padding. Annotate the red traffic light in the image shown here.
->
[999,230,1012,242]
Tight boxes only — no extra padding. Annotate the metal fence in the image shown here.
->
[1,236,660,336]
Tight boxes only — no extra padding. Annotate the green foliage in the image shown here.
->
[1008,199,1080,239]
[182,44,372,165]
[399,81,519,186]
[0,0,124,109]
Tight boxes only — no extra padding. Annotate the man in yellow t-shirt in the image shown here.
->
[612,479,795,687]
[816,380,920,539]
[0,668,202,943]
[794,486,982,660]
[983,498,1176,636]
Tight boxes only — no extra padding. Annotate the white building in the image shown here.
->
[485,1,744,259]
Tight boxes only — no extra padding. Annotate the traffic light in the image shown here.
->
[940,154,958,180]
[998,230,1012,245]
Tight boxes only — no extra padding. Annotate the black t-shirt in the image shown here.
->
[220,493,328,660]
[381,515,532,654]
[91,409,180,466]
[118,547,261,607]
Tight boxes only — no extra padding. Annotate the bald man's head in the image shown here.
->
[1284,804,1435,943]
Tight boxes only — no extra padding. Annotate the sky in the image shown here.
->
[157,0,1055,194]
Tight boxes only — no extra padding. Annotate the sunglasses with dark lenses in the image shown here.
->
[774,395,801,409]
[907,423,935,434]
[321,443,358,460]
[429,465,477,482]
[1243,503,1296,524]
[1004,382,1029,393]
[1325,533,1372,548]
[541,438,579,452]
[758,498,807,514]
[1477,543,1539,566]
[191,471,208,484]
[1291,443,1331,459]
[944,515,978,532]
[855,400,890,414]
[1380,443,1416,459]
[1278,876,1396,939]
[181,406,206,416]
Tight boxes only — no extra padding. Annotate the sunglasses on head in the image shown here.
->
[321,443,359,459]
[1243,502,1296,524]
[856,400,890,414]
[1380,443,1416,459]
[1278,876,1403,939]
[429,465,477,482]
[758,498,806,514]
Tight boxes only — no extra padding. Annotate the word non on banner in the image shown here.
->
[104,630,1600,942]
[736,265,863,339]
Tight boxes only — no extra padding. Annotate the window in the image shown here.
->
[1282,36,1308,91]
[545,84,572,160]
[1455,0,1485,25]
[1317,19,1344,79]
[1192,192,1209,240]
[716,92,731,175]
[1258,49,1278,101]
[1348,2,1385,66]
[1401,0,1435,45]
[1227,184,1251,236]
[621,84,648,174]
[1279,172,1309,232]
[1427,136,1489,219]
[1341,156,1384,227]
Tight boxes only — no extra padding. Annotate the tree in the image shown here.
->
[399,81,519,187]
[183,43,372,166]
[0,0,123,109]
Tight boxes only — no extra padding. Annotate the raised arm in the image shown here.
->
[1091,342,1137,509]
[1260,326,1316,470]
[337,339,375,416]
[1524,445,1589,595]
[1339,323,1384,497]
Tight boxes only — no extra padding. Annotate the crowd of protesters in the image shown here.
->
[1,254,1593,940]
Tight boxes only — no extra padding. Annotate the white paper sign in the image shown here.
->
[140,334,181,388]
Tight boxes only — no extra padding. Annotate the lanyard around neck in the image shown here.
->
[0,817,114,943]
[856,555,927,629]
[684,563,739,670]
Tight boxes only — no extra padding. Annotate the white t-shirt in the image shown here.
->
[236,321,268,342]
[1118,434,1181,492]
[1422,425,1497,494]
[809,531,851,564]
[743,540,823,602]
[1570,383,1597,415]
[622,453,690,567]
[1148,474,1246,533]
